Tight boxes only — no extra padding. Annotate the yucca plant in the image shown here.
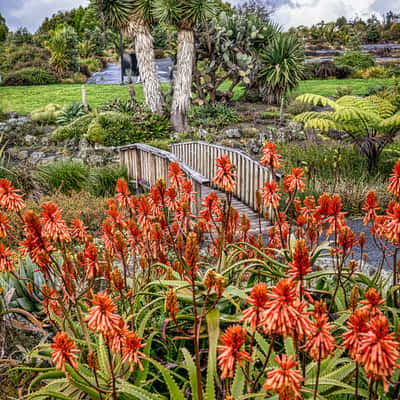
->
[294,94,400,171]
[258,32,305,105]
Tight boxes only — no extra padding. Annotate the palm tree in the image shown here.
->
[97,0,164,113]
[154,0,215,131]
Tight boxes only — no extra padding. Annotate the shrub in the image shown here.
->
[334,86,353,98]
[286,99,313,116]
[3,67,58,86]
[87,165,128,197]
[355,66,390,79]
[80,57,101,73]
[189,104,239,128]
[87,111,170,146]
[87,112,134,146]
[31,103,63,124]
[52,113,95,141]
[56,102,88,126]
[35,160,89,193]
[334,51,376,70]
[100,98,136,114]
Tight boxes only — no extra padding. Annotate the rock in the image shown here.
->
[24,135,36,146]
[38,155,59,165]
[30,151,45,164]
[241,127,260,138]
[16,150,29,161]
[223,128,241,139]
[198,128,208,140]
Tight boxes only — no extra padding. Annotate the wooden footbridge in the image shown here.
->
[119,141,271,230]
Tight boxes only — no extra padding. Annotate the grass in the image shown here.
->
[0,78,394,115]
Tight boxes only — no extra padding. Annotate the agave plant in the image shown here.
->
[258,32,305,105]
[56,102,88,126]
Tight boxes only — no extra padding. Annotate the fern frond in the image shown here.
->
[293,111,331,123]
[304,118,338,132]
[380,111,400,130]
[332,107,382,128]
[336,96,377,115]
[366,95,396,118]
[295,93,336,108]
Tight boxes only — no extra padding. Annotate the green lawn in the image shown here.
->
[0,78,393,114]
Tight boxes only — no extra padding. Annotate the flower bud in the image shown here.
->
[204,269,216,290]
[215,275,225,298]
[165,288,178,319]
[350,285,359,311]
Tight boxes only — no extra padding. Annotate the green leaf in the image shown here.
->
[118,381,166,400]
[232,362,245,398]
[206,308,220,400]
[147,358,185,400]
[181,348,198,400]
[97,334,111,380]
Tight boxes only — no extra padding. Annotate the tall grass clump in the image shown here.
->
[87,165,128,197]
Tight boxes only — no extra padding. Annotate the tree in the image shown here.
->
[294,94,400,171]
[154,0,215,131]
[258,33,304,105]
[98,0,165,113]
[45,26,79,74]
[0,13,8,43]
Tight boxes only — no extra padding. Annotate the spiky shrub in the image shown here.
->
[294,93,400,171]
[3,149,400,399]
[258,32,305,104]
[56,102,88,126]
[45,26,79,74]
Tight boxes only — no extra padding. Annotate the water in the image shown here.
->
[87,57,173,85]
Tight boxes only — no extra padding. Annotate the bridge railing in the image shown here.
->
[119,143,210,214]
[170,141,271,211]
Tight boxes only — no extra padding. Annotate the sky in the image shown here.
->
[0,0,399,32]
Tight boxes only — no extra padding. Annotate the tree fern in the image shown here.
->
[295,93,336,108]
[366,95,396,118]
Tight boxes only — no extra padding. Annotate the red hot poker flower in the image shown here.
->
[70,218,88,242]
[358,315,400,391]
[264,354,303,400]
[121,331,146,372]
[241,283,269,332]
[213,154,236,193]
[303,314,335,361]
[362,190,380,225]
[41,202,71,243]
[116,178,131,209]
[0,243,15,272]
[260,279,311,339]
[388,158,400,197]
[0,212,10,238]
[261,180,281,209]
[360,288,384,316]
[342,309,369,360]
[85,292,121,335]
[288,239,311,282]
[260,142,282,170]
[284,168,305,194]
[0,179,25,212]
[217,325,251,379]
[51,332,80,372]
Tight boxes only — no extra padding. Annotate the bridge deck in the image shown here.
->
[201,185,269,234]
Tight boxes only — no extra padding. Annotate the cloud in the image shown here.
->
[0,0,89,32]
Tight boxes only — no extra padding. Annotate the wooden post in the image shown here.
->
[81,85,88,111]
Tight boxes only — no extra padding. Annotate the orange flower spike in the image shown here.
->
[358,316,400,391]
[0,178,25,213]
[51,332,80,372]
[360,288,385,316]
[217,325,251,379]
[0,243,15,272]
[342,309,369,360]
[0,212,10,238]
[264,354,303,400]
[168,161,184,189]
[241,282,269,332]
[362,190,380,225]
[284,168,305,194]
[184,232,199,275]
[260,142,282,170]
[41,202,71,243]
[260,279,311,338]
[386,202,400,243]
[388,159,400,197]
[70,218,88,242]
[338,226,357,253]
[121,331,146,372]
[288,239,311,282]
[304,314,335,361]
[165,288,179,319]
[213,154,236,193]
[85,292,121,335]
[260,279,312,339]
[261,180,281,209]
[116,178,131,209]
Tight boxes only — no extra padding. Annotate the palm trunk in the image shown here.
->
[134,23,164,114]
[171,29,194,132]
